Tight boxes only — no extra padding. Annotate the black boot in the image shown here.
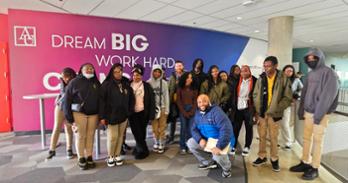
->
[290,161,312,172]
[302,167,319,180]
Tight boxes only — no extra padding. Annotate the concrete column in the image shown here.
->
[268,16,294,70]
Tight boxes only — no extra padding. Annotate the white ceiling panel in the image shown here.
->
[140,5,185,21]
[116,0,165,20]
[171,0,215,9]
[89,0,139,17]
[194,0,240,14]
[62,0,104,14]
[163,11,201,24]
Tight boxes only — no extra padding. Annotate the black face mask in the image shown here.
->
[306,60,319,69]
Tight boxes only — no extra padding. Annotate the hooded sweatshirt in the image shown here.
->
[298,48,339,124]
[147,64,170,115]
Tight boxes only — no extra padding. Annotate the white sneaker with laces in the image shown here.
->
[242,147,250,156]
[106,156,115,167]
[115,156,124,166]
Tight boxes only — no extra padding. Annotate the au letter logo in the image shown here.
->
[14,26,37,47]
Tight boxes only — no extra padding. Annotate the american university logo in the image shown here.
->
[14,26,37,47]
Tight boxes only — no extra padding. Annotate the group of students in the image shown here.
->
[45,47,339,180]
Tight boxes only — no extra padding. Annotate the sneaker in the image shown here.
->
[78,157,88,170]
[283,145,291,150]
[66,149,74,159]
[229,148,236,156]
[153,143,159,152]
[180,149,187,155]
[198,161,218,170]
[242,147,250,157]
[115,156,124,166]
[271,159,280,172]
[290,161,312,172]
[86,156,96,169]
[46,150,56,159]
[158,144,165,154]
[252,157,267,167]
[302,167,319,180]
[106,156,115,167]
[222,169,232,178]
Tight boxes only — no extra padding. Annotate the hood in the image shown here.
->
[150,64,164,80]
[304,48,325,69]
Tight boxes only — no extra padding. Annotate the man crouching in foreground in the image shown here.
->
[187,94,235,178]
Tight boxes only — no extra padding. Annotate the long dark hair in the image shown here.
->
[178,72,197,90]
[282,64,296,82]
[207,65,221,91]
[192,58,204,72]
[229,64,240,79]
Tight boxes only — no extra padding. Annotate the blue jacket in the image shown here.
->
[191,105,235,150]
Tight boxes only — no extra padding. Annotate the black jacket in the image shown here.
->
[99,77,135,125]
[63,75,101,123]
[131,81,156,122]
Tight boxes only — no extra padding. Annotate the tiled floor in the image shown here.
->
[0,128,246,183]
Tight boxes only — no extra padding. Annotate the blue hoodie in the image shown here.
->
[191,105,235,150]
[298,48,339,124]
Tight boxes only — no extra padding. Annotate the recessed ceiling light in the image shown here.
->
[236,16,243,20]
[254,30,260,33]
[308,40,314,42]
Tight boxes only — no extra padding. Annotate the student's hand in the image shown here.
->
[199,139,207,149]
[211,147,222,155]
[254,114,260,124]
[72,123,78,133]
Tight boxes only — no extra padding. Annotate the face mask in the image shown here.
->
[306,60,318,69]
[83,73,94,79]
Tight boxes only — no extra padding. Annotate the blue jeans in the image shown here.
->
[179,114,193,150]
[187,138,231,171]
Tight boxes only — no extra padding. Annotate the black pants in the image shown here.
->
[233,109,253,148]
[129,111,149,155]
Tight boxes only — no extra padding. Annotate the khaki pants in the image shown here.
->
[73,112,98,158]
[151,109,167,141]
[257,115,280,161]
[50,105,73,151]
[107,120,127,157]
[302,112,329,168]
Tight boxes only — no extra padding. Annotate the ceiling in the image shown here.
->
[1,0,348,53]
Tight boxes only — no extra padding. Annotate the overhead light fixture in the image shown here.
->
[236,16,243,20]
[242,0,257,6]
[254,30,260,33]
[308,40,314,42]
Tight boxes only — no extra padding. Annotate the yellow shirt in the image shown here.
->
[267,74,276,108]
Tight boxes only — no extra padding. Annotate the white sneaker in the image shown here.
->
[158,143,165,154]
[115,156,124,166]
[229,148,236,156]
[242,147,250,156]
[106,156,115,167]
[153,143,159,152]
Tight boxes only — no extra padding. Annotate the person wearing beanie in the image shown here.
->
[129,64,156,159]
